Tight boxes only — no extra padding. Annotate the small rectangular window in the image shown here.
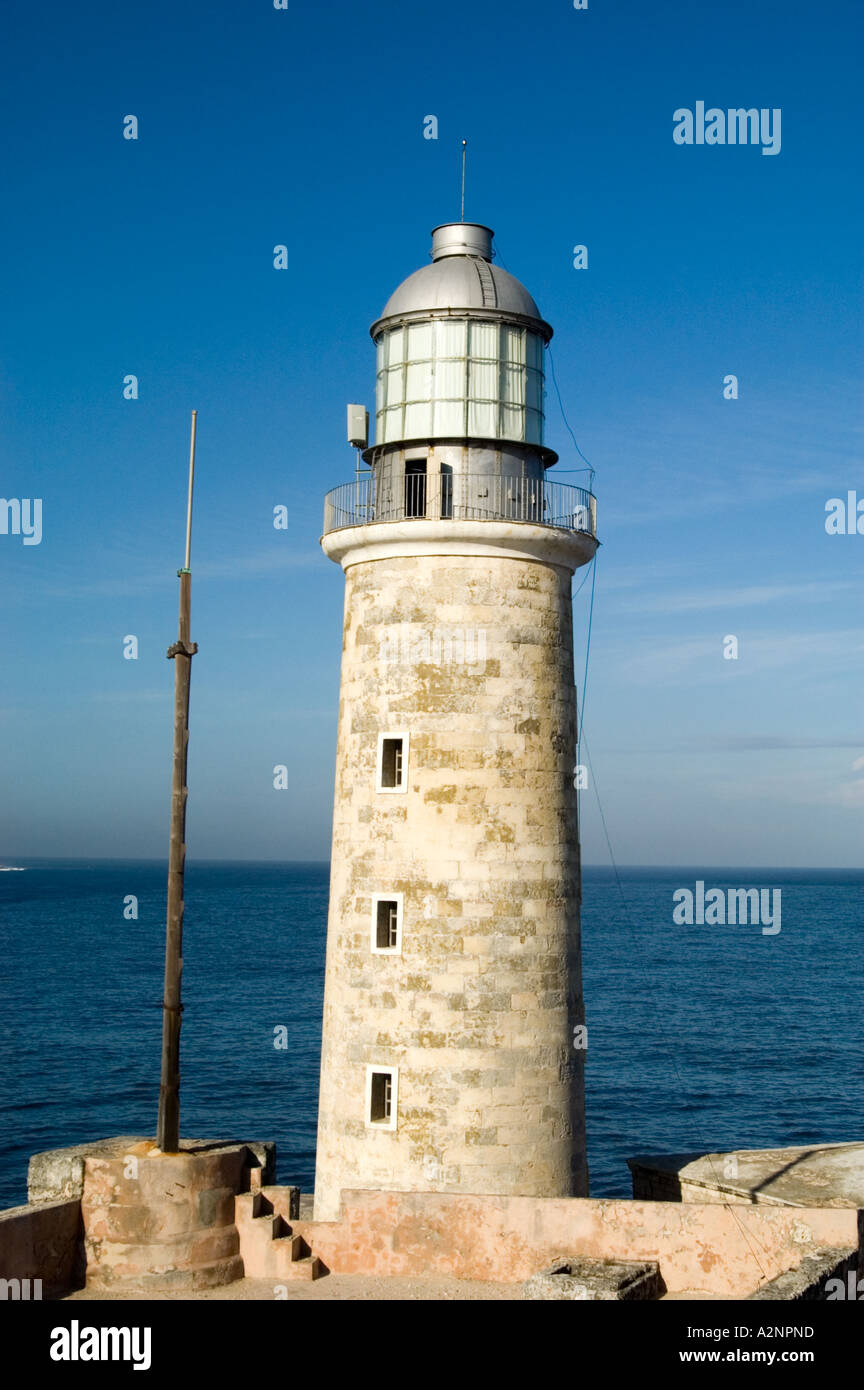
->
[377,732,409,792]
[382,738,402,786]
[371,1072,391,1122]
[371,893,403,954]
[365,1065,398,1129]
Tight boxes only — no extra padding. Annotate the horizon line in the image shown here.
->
[2,856,862,874]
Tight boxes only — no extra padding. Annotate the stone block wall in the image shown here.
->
[314,551,587,1219]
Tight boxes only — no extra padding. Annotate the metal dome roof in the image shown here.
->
[371,222,551,338]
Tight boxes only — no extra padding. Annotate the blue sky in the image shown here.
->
[0,0,861,865]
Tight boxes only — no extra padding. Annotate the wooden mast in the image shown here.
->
[157,410,198,1152]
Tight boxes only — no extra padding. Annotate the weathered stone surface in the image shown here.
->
[4,1140,306,1294]
[29,1137,138,1205]
[0,1198,82,1297]
[28,1137,276,1206]
[80,1143,247,1290]
[748,1248,858,1301]
[522,1257,663,1301]
[628,1142,864,1208]
[314,549,589,1220]
[27,1137,274,1292]
[290,1189,859,1297]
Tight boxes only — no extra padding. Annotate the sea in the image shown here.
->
[0,859,861,1211]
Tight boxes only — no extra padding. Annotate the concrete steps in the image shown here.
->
[235,1191,322,1281]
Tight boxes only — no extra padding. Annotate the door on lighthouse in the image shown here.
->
[405,459,426,518]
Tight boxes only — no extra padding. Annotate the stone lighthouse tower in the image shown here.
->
[314,220,597,1221]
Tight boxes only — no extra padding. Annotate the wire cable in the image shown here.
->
[547,345,596,488]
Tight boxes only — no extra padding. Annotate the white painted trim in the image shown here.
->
[376,730,410,793]
[370,892,404,955]
[321,519,597,573]
[365,1064,399,1130]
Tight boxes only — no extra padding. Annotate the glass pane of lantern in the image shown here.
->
[405,400,433,436]
[500,404,524,440]
[434,358,464,398]
[386,366,404,407]
[406,362,433,400]
[502,364,525,405]
[434,398,464,434]
[526,334,544,371]
[469,359,498,399]
[436,320,467,358]
[525,369,543,411]
[502,326,525,363]
[468,400,496,436]
[381,407,401,442]
[387,328,405,366]
[470,321,499,360]
[407,323,433,359]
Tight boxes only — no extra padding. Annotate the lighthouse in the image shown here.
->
[314,220,597,1220]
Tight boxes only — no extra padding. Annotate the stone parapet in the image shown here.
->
[289,1188,858,1297]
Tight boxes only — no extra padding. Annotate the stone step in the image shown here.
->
[279,1255,321,1281]
[271,1231,305,1263]
[258,1185,301,1223]
[234,1192,321,1280]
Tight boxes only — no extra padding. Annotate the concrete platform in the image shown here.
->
[62,1274,521,1301]
[628,1141,864,1207]
[6,1137,860,1301]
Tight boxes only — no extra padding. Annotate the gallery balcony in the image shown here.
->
[322,474,597,537]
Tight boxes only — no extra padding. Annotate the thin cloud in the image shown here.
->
[89,689,166,703]
[625,580,856,615]
[704,736,864,752]
[823,780,864,809]
[598,628,864,683]
[30,548,320,599]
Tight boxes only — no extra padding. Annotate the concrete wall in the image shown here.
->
[0,1198,81,1297]
[630,1166,752,1205]
[292,1190,859,1297]
[314,547,588,1219]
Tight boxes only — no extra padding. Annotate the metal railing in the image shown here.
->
[323,474,597,536]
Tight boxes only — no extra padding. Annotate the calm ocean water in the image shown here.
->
[0,859,861,1210]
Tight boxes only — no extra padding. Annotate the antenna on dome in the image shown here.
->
[460,139,467,222]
